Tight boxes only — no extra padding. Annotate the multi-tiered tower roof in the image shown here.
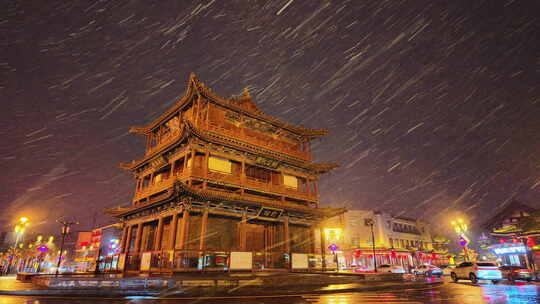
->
[106,74,343,272]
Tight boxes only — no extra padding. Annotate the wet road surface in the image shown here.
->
[1,277,540,303]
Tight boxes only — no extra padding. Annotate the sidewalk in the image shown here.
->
[0,274,443,297]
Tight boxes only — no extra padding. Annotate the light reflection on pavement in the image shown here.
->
[2,278,540,303]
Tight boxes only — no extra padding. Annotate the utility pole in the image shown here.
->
[55,220,78,277]
[365,218,377,272]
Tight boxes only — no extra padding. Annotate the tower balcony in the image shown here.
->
[133,166,318,205]
[203,123,311,161]
[190,167,318,203]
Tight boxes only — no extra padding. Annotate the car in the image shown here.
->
[450,262,502,284]
[439,264,456,276]
[499,265,533,282]
[377,264,407,273]
[413,264,443,277]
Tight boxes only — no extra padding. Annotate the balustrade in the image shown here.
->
[145,130,182,156]
[205,124,310,160]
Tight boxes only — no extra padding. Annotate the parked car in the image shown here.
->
[450,262,502,284]
[377,264,406,273]
[413,264,443,277]
[439,264,456,276]
[499,265,533,282]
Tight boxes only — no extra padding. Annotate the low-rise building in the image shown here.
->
[320,210,448,271]
[483,201,538,269]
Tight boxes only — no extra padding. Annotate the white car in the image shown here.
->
[450,262,502,284]
[377,264,406,273]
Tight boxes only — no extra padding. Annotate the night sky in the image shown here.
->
[2,0,539,240]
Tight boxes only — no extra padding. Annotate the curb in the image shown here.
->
[0,281,443,298]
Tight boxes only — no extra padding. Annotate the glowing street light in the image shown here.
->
[451,218,470,261]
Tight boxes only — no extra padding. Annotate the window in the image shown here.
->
[283,174,298,189]
[208,156,232,174]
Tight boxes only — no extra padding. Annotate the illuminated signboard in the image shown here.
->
[492,245,526,255]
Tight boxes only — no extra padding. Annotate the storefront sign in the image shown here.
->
[492,245,526,255]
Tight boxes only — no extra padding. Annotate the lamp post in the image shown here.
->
[451,219,470,262]
[14,217,29,249]
[365,218,377,272]
[55,220,78,277]
[7,217,30,274]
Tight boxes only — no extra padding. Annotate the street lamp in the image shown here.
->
[451,219,470,261]
[7,217,30,274]
[55,219,78,277]
[14,217,30,248]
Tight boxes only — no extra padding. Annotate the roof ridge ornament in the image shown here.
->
[242,87,251,99]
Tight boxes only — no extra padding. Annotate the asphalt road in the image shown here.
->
[1,277,540,303]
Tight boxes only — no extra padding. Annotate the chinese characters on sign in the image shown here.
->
[257,207,283,219]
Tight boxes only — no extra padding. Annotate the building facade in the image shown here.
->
[321,210,448,271]
[106,74,343,273]
[483,201,539,270]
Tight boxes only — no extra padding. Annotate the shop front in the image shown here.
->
[346,249,449,272]
[489,243,529,268]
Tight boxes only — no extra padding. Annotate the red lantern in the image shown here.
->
[354,250,362,257]
[499,238,506,244]
[527,237,535,248]
[391,249,396,259]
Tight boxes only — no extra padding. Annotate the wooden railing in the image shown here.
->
[203,123,311,161]
[134,167,317,203]
[191,167,317,202]
[145,130,182,156]
[133,177,175,201]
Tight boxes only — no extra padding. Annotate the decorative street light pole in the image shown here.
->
[7,217,30,274]
[365,218,377,272]
[55,219,78,277]
[451,219,470,262]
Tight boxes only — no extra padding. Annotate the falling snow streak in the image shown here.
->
[2,0,540,238]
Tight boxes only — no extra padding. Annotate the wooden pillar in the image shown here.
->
[310,226,317,254]
[284,216,290,253]
[239,211,247,251]
[168,213,179,250]
[155,217,164,251]
[119,226,128,254]
[199,207,209,251]
[319,226,326,270]
[177,209,190,249]
[134,223,143,253]
[122,225,131,253]
[204,152,209,175]
[205,101,210,127]
[170,160,176,177]
[240,161,245,183]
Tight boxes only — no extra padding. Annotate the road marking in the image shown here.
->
[11,285,442,301]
